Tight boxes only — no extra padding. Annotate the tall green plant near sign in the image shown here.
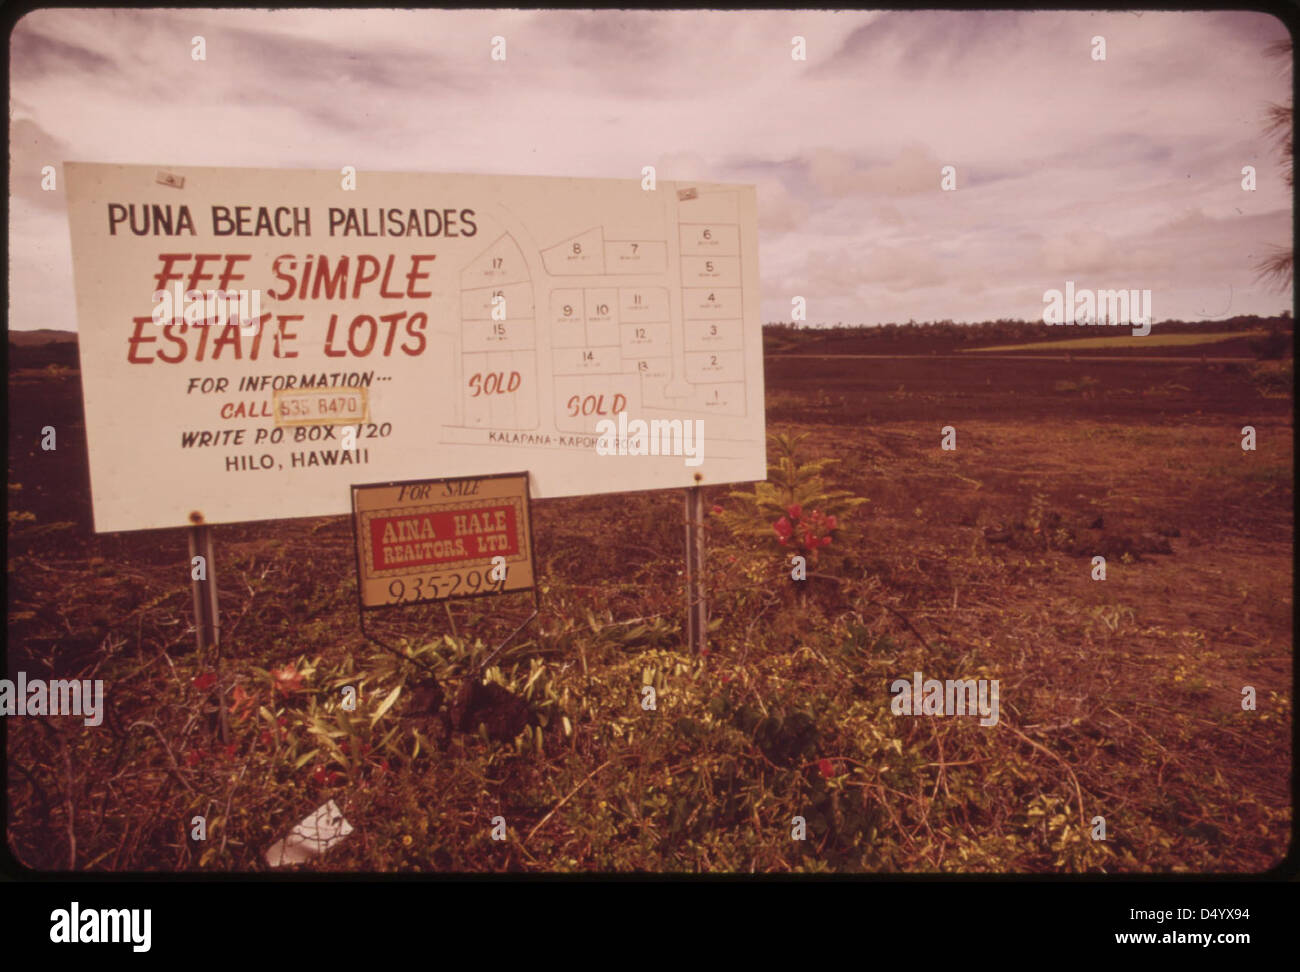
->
[714,432,867,565]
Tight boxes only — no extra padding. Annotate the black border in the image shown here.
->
[2,2,1297,935]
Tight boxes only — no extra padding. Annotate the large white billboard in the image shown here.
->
[62,163,766,532]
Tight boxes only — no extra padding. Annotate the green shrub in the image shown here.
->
[713,432,867,566]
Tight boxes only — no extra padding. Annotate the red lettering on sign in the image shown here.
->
[369,505,519,570]
[467,371,522,397]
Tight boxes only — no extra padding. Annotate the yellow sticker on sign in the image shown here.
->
[274,386,370,427]
[351,473,535,610]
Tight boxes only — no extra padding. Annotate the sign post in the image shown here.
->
[187,521,230,743]
[684,485,708,655]
[63,163,765,669]
[351,472,538,673]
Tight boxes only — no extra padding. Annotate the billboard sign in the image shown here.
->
[63,163,765,532]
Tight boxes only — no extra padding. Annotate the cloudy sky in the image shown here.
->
[9,7,1293,329]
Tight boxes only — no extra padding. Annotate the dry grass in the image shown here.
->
[5,363,1292,872]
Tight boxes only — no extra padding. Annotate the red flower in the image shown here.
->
[311,765,344,786]
[192,672,216,691]
[277,715,289,728]
[774,517,793,538]
[817,758,835,779]
[229,684,256,723]
[711,504,724,515]
[787,504,803,520]
[826,515,838,530]
[820,536,833,548]
[720,673,732,683]
[271,664,302,695]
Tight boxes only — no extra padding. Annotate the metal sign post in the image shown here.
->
[187,522,230,743]
[684,486,708,654]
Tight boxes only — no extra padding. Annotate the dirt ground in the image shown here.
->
[5,349,1293,872]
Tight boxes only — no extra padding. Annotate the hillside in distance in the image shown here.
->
[8,328,78,346]
[764,314,1293,357]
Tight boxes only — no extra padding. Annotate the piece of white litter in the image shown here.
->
[265,799,353,867]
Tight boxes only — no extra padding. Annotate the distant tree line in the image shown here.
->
[763,313,1293,354]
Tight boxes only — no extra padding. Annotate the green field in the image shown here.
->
[963,329,1266,353]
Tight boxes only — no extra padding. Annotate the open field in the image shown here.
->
[5,349,1293,872]
[964,330,1268,354]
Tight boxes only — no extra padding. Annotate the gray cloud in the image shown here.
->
[9,26,116,76]
[9,118,74,211]
[8,8,1292,332]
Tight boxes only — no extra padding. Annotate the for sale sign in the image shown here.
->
[63,162,764,533]
[351,473,535,610]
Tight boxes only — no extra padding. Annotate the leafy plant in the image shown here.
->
[713,432,867,564]
[1250,358,1293,397]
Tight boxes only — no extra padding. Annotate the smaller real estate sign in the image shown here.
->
[351,472,535,610]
